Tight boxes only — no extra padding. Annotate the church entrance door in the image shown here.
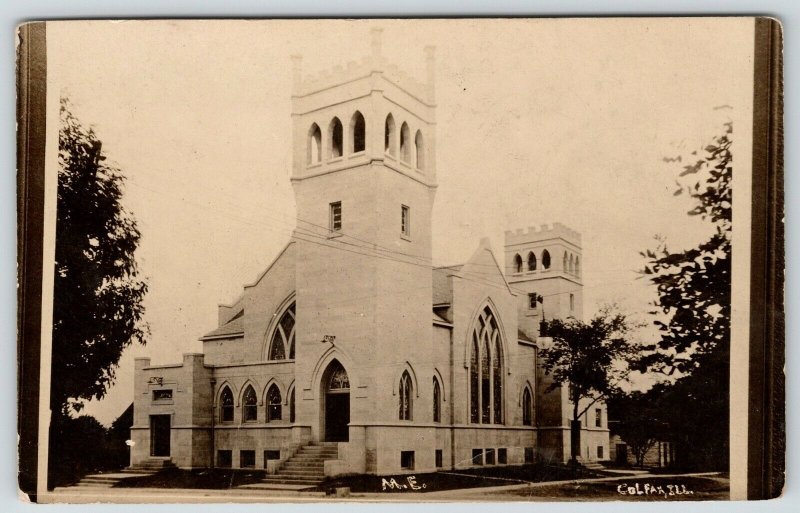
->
[322,360,350,442]
[149,414,171,457]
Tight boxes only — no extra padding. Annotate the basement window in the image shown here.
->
[217,450,232,468]
[435,449,443,468]
[240,450,255,468]
[472,449,483,465]
[524,447,534,464]
[400,451,415,470]
[498,448,508,464]
[485,448,496,465]
[264,450,281,464]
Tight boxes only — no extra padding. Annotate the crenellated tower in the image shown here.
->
[504,223,583,339]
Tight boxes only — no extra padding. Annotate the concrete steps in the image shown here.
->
[254,443,339,490]
[66,470,158,490]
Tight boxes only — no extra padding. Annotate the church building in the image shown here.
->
[130,29,609,481]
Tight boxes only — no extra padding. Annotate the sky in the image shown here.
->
[45,18,754,425]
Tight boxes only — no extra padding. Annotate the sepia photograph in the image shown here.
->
[16,17,780,503]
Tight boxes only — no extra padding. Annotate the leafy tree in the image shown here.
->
[52,98,148,415]
[607,391,666,468]
[637,122,732,470]
[540,307,639,464]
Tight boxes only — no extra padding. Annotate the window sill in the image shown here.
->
[400,234,412,242]
[327,231,343,239]
[306,162,323,170]
[327,156,344,164]
[349,151,366,159]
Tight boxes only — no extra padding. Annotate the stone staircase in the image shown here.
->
[252,443,338,489]
[578,458,606,472]
[128,457,177,472]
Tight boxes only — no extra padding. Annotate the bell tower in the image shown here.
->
[504,223,584,339]
[290,28,438,444]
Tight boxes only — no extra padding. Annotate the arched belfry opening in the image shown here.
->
[400,122,411,163]
[414,130,425,169]
[384,114,396,156]
[350,111,366,153]
[329,117,343,159]
[308,123,321,165]
[321,359,350,442]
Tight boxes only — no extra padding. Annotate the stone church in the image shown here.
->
[130,29,609,481]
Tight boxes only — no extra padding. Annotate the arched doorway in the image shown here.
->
[321,359,350,442]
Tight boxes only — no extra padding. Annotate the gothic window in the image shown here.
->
[563,251,568,272]
[328,117,343,158]
[351,111,366,153]
[267,384,282,422]
[514,254,522,273]
[433,377,441,423]
[384,114,396,156]
[575,256,580,276]
[493,336,503,423]
[308,123,321,165]
[268,302,295,360]
[415,130,425,169]
[542,250,551,270]
[400,122,411,163]
[399,371,413,421]
[328,364,350,391]
[527,252,537,271]
[469,306,505,425]
[242,385,257,422]
[289,388,295,423]
[522,386,533,426]
[569,254,575,274]
[220,386,234,423]
[469,336,479,423]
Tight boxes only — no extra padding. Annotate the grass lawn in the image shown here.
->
[493,475,730,501]
[115,468,267,489]
[314,462,606,493]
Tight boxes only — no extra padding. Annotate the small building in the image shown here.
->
[130,28,609,476]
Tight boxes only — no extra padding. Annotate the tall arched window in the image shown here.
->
[493,337,503,423]
[399,371,413,421]
[268,302,295,360]
[469,306,505,425]
[267,384,282,422]
[563,252,568,272]
[575,256,580,276]
[433,377,441,423]
[351,111,365,153]
[469,336,479,423]
[414,130,425,169]
[569,254,574,274]
[542,250,551,270]
[527,252,537,271]
[328,117,343,159]
[243,385,257,422]
[308,123,321,165]
[220,386,234,422]
[400,122,411,163]
[289,387,295,423]
[522,386,533,426]
[514,254,522,273]
[384,114,396,156]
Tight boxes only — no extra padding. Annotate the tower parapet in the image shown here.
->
[504,222,581,249]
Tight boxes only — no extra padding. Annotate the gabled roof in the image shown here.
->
[200,313,245,340]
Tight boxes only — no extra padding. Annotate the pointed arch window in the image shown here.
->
[243,385,258,422]
[514,254,523,273]
[433,377,442,423]
[400,122,411,163]
[308,123,322,165]
[351,111,365,153]
[522,386,533,426]
[267,384,282,422]
[563,252,568,272]
[469,306,505,425]
[542,250,551,270]
[569,254,575,274]
[575,256,580,276]
[414,130,425,169]
[220,386,234,423]
[399,371,413,421]
[289,388,295,423]
[469,336,479,423]
[384,114,396,156]
[527,252,537,271]
[328,117,343,159]
[268,302,295,360]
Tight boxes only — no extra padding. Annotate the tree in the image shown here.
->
[607,391,665,468]
[637,122,732,470]
[52,97,148,416]
[539,307,639,464]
